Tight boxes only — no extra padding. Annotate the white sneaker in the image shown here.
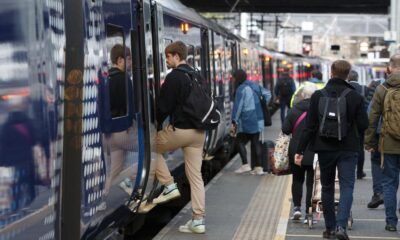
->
[292,207,302,220]
[250,167,264,175]
[119,178,133,196]
[234,164,252,173]
[179,219,205,234]
[153,183,181,204]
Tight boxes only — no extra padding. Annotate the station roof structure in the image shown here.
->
[180,0,390,14]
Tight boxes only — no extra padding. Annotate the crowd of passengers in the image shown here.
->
[232,56,400,240]
[108,40,399,239]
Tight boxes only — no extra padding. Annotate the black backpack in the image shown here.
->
[175,67,221,130]
[318,88,351,141]
[279,77,292,97]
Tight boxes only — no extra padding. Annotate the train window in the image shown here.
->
[106,24,129,118]
[187,45,195,67]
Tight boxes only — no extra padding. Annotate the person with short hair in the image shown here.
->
[365,54,400,232]
[347,70,367,180]
[152,41,207,234]
[275,67,296,125]
[295,60,369,239]
[101,44,135,211]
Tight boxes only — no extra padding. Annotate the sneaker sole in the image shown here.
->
[153,190,181,204]
[293,212,302,220]
[179,226,205,234]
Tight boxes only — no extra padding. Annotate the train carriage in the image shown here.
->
[0,0,328,239]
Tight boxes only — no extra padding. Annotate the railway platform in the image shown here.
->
[154,113,400,240]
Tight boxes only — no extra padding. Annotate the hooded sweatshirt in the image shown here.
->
[365,72,400,154]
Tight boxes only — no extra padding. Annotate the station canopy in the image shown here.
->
[180,0,390,14]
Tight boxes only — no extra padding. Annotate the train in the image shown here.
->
[0,0,329,239]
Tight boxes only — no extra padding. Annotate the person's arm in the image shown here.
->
[232,86,245,124]
[261,87,272,103]
[156,73,180,126]
[365,85,385,150]
[296,92,319,154]
[291,78,296,93]
[282,109,295,135]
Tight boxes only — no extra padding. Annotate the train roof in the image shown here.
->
[156,0,230,36]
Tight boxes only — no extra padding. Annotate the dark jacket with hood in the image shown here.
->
[282,99,314,166]
[296,78,369,155]
[157,64,195,129]
[365,72,400,154]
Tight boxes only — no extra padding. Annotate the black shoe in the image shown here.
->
[385,224,397,232]
[357,172,366,179]
[323,229,336,239]
[367,193,384,209]
[336,226,349,240]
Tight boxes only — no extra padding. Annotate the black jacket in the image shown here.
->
[296,78,369,154]
[157,64,196,129]
[348,81,369,110]
[282,99,314,166]
[109,67,127,118]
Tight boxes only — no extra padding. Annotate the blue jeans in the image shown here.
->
[319,151,357,230]
[371,151,384,194]
[382,154,400,225]
[279,99,290,125]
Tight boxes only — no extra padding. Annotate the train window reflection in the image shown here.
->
[106,24,130,119]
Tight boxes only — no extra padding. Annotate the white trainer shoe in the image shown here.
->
[234,164,252,173]
[179,219,205,234]
[250,167,264,175]
[153,183,181,204]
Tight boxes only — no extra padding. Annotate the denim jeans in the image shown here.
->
[371,151,384,194]
[356,132,365,177]
[319,151,357,230]
[382,154,400,225]
[279,99,290,125]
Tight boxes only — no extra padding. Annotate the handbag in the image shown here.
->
[252,86,272,127]
[272,132,291,175]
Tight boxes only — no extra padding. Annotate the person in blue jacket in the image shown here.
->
[231,69,271,175]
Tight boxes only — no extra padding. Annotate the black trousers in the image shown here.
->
[290,162,314,211]
[237,132,262,167]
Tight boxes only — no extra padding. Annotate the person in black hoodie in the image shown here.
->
[295,60,369,240]
[282,84,318,224]
[151,41,206,234]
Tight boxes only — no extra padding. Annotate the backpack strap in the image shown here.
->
[340,88,352,98]
[292,111,307,133]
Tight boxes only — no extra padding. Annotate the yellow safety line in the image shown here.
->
[274,176,292,240]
